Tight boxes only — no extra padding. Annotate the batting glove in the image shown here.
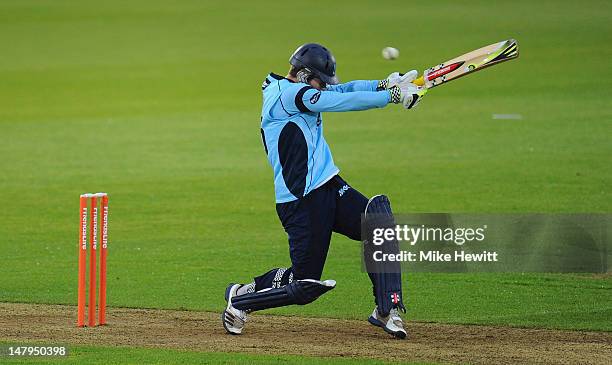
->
[388,70,427,109]
[377,70,416,90]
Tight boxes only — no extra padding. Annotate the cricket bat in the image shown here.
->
[413,39,519,89]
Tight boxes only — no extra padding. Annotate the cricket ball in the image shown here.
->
[382,47,399,60]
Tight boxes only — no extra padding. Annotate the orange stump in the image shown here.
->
[99,195,109,325]
[77,196,88,327]
[88,196,98,327]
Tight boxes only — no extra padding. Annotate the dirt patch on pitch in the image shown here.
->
[1,303,610,364]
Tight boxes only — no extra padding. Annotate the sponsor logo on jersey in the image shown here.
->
[338,184,350,197]
[310,91,321,104]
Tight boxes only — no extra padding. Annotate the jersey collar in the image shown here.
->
[270,72,295,83]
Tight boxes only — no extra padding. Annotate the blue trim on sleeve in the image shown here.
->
[295,86,314,113]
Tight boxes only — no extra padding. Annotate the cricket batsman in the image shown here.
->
[222,43,427,339]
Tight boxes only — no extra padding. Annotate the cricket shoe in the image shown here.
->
[368,306,407,339]
[222,283,248,335]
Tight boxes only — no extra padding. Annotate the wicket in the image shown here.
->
[77,192,109,327]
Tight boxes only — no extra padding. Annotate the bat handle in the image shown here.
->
[412,75,425,86]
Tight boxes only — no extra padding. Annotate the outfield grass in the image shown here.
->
[0,1,610,362]
[0,343,434,365]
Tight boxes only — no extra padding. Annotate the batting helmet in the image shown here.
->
[289,43,339,85]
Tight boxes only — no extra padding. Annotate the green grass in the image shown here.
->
[0,0,611,363]
[0,344,435,365]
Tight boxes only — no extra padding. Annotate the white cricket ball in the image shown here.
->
[382,47,399,60]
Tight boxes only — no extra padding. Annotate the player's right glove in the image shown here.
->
[388,70,427,109]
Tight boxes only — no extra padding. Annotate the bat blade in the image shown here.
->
[413,39,519,88]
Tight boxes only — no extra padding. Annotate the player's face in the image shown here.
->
[309,78,326,91]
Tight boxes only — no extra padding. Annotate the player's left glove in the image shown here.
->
[388,70,427,109]
[377,71,415,90]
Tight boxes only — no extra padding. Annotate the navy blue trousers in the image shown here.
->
[254,175,369,289]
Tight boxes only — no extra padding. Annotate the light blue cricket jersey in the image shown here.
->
[260,73,390,203]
